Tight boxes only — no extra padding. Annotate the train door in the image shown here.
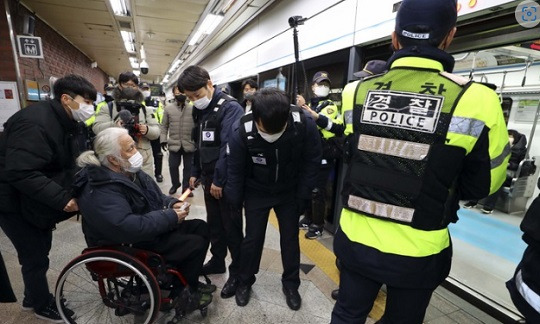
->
[440,7,540,322]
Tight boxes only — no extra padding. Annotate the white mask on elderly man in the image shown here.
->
[509,136,514,146]
[125,151,143,173]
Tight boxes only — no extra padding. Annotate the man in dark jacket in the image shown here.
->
[226,88,322,310]
[507,178,540,322]
[73,127,212,308]
[177,66,245,299]
[0,74,96,322]
[464,129,527,213]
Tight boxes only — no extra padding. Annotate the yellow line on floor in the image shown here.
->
[268,210,385,320]
[268,211,339,283]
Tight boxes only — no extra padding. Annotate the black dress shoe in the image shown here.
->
[221,277,238,298]
[156,175,163,182]
[168,186,179,195]
[235,284,251,306]
[202,260,226,275]
[331,289,339,300]
[282,286,301,310]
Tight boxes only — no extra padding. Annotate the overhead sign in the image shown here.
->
[16,35,44,59]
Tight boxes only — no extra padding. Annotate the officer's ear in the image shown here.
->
[391,31,401,51]
[440,27,457,50]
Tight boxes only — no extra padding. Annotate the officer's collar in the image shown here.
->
[310,96,328,109]
[388,45,455,72]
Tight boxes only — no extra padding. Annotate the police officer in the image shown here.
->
[297,71,342,239]
[176,65,245,297]
[141,82,165,182]
[226,88,322,310]
[331,1,510,323]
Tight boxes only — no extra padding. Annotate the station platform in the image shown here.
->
[0,159,506,323]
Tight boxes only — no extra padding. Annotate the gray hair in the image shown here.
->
[76,127,128,168]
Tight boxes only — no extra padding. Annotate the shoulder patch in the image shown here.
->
[439,71,469,86]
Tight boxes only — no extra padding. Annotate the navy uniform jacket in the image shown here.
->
[191,87,244,187]
[225,110,322,206]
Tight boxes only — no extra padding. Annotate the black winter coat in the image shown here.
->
[508,129,527,171]
[0,99,83,229]
[73,165,180,246]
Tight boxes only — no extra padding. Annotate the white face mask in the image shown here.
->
[106,91,113,96]
[509,136,514,146]
[257,124,287,143]
[70,102,95,122]
[142,90,151,98]
[193,95,211,110]
[125,151,143,173]
[313,85,330,98]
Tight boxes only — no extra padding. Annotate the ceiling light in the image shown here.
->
[140,44,146,60]
[188,31,203,46]
[188,14,224,46]
[168,59,182,73]
[200,14,224,35]
[109,0,130,16]
[124,41,135,53]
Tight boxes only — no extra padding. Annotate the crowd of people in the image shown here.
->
[0,0,539,323]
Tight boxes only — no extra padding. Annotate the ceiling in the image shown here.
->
[18,0,272,85]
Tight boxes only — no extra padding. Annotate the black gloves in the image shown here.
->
[160,142,168,151]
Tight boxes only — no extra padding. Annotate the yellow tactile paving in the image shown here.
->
[268,210,385,320]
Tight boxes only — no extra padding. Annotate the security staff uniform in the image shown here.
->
[331,48,510,323]
[301,97,342,234]
[226,107,321,290]
[145,97,165,181]
[192,87,244,275]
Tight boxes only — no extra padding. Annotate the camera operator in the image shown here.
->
[92,72,160,176]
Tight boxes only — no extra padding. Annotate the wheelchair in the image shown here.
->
[55,245,212,324]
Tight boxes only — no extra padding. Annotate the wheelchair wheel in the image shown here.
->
[55,249,161,324]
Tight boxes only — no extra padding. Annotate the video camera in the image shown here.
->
[116,100,144,141]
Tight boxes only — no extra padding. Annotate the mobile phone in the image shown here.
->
[179,202,190,211]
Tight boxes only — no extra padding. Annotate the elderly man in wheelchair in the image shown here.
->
[56,127,213,324]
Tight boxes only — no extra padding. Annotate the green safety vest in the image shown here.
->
[340,56,510,257]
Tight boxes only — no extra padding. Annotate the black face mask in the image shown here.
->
[175,94,186,103]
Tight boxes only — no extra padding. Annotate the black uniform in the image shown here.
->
[507,179,540,322]
[226,108,322,289]
[191,88,244,274]
[0,99,83,311]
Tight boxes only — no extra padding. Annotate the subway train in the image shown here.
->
[1,0,540,323]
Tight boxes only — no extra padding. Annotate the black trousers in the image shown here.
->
[331,229,445,324]
[0,212,54,310]
[135,219,208,288]
[150,139,163,177]
[304,162,334,226]
[169,148,193,191]
[202,174,243,275]
[238,192,300,290]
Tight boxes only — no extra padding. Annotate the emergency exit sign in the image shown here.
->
[16,36,44,59]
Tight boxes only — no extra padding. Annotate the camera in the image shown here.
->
[288,16,306,28]
[140,60,149,75]
[116,100,144,141]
